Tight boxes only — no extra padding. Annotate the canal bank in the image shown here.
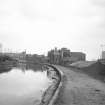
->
[53,65,105,105]
[39,64,64,105]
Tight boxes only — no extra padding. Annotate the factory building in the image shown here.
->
[47,47,86,65]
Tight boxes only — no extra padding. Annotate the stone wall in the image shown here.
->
[39,65,63,105]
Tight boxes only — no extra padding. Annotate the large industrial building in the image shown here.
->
[47,47,86,65]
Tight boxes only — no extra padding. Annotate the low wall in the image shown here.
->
[39,64,63,105]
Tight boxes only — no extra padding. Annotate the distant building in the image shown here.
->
[59,48,71,65]
[60,48,70,58]
[99,51,105,65]
[0,43,2,53]
[102,51,105,59]
[48,47,60,64]
[26,53,48,64]
[47,47,86,65]
[3,51,26,62]
[70,52,86,63]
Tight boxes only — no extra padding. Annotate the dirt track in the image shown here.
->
[54,66,105,105]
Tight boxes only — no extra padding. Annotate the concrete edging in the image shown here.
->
[48,69,64,105]
[39,64,63,105]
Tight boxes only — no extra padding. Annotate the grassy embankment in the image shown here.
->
[54,62,105,105]
[0,55,17,73]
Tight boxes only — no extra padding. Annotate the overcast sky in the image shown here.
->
[0,0,105,60]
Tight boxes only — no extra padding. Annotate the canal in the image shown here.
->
[0,64,52,105]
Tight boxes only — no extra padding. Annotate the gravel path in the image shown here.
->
[54,66,105,105]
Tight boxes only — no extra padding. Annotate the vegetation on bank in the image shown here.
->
[0,54,18,65]
[0,53,48,72]
[69,60,105,82]
[0,55,18,73]
[0,55,15,62]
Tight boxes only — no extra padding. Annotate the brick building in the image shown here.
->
[48,47,86,65]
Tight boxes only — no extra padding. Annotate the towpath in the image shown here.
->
[54,65,105,105]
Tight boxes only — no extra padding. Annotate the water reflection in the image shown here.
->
[16,63,44,72]
[0,63,44,74]
[0,65,12,73]
[0,66,51,105]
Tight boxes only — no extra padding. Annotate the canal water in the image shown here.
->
[0,66,51,105]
